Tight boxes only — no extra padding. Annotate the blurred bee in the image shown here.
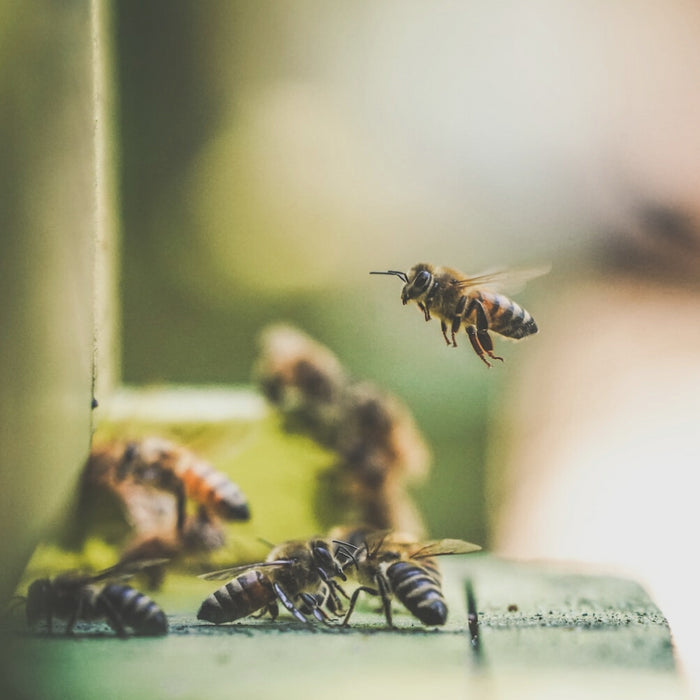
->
[332,527,480,628]
[196,537,356,625]
[255,325,429,535]
[86,437,250,533]
[23,561,168,636]
[255,324,347,447]
[371,263,546,366]
[78,438,250,587]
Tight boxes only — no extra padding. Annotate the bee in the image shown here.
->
[255,325,430,535]
[371,263,546,366]
[254,324,347,447]
[196,537,356,625]
[86,437,250,532]
[333,527,480,628]
[23,562,168,636]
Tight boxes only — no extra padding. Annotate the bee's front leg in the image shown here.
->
[417,302,431,321]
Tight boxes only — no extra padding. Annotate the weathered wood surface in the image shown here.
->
[2,556,684,700]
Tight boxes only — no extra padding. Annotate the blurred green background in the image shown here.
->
[5,1,700,697]
[110,1,700,550]
[112,1,567,547]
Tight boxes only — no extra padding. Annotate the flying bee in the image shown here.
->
[371,263,547,366]
[23,561,168,636]
[332,527,480,628]
[196,537,356,625]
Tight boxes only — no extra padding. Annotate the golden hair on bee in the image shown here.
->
[371,263,547,366]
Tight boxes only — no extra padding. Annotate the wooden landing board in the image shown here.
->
[1,555,684,700]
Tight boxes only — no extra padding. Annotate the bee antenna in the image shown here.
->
[369,270,408,284]
[332,540,359,568]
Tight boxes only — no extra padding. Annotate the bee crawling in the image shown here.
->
[22,561,168,637]
[196,538,356,626]
[331,527,480,628]
[371,263,546,366]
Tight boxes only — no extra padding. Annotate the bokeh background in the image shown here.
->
[113,0,700,686]
[3,0,700,695]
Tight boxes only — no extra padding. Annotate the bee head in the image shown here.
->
[401,264,433,304]
[25,578,52,625]
[310,539,348,581]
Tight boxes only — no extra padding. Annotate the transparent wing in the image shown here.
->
[407,539,482,559]
[453,265,551,293]
[197,559,294,581]
[84,558,171,584]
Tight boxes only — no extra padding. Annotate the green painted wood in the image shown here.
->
[2,557,682,700]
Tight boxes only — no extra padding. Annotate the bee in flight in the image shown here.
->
[196,537,356,626]
[331,527,480,628]
[371,263,546,366]
[22,561,168,636]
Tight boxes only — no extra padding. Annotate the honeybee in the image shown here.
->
[371,263,546,366]
[255,325,430,535]
[196,537,356,625]
[23,562,168,636]
[332,527,480,628]
[77,438,250,587]
[86,437,250,532]
[254,324,347,447]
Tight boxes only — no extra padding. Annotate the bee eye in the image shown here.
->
[413,270,431,291]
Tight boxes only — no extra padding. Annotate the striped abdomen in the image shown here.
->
[476,291,538,339]
[197,570,274,624]
[98,583,168,636]
[176,460,250,521]
[386,560,447,626]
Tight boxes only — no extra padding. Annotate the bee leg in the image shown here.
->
[473,300,503,363]
[440,320,451,345]
[418,302,431,321]
[466,326,491,367]
[65,595,85,635]
[272,582,308,623]
[174,481,187,535]
[375,574,394,628]
[341,586,379,627]
[298,592,333,626]
[450,316,462,347]
[98,594,128,637]
[253,601,278,620]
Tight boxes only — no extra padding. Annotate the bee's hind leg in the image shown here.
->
[466,326,491,367]
[466,299,503,365]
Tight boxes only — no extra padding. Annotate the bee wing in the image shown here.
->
[83,558,171,584]
[453,265,551,293]
[407,539,482,559]
[197,559,294,581]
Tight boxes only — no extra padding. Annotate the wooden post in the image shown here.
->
[0,0,117,604]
